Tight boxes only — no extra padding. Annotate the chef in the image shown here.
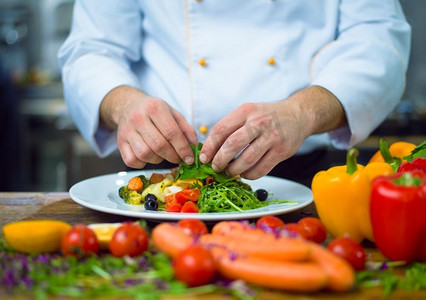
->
[58,0,411,186]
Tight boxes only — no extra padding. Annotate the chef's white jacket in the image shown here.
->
[58,0,411,158]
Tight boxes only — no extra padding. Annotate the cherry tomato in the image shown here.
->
[327,237,366,271]
[178,219,208,236]
[256,215,285,231]
[173,245,216,287]
[297,217,327,243]
[109,222,149,257]
[61,224,99,257]
[284,223,310,239]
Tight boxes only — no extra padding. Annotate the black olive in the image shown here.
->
[255,189,268,201]
[144,199,158,211]
[145,193,157,202]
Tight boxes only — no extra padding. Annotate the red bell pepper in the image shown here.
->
[370,171,426,262]
[398,157,426,174]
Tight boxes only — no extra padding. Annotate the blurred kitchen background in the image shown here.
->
[0,0,425,192]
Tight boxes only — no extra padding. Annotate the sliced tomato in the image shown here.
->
[175,189,201,204]
[165,202,183,212]
[181,201,199,213]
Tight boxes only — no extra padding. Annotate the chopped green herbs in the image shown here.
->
[356,262,426,298]
[0,244,218,300]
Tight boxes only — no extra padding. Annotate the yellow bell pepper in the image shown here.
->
[312,148,394,243]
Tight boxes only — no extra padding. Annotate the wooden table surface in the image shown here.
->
[1,192,425,300]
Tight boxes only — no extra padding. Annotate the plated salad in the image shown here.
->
[118,144,295,213]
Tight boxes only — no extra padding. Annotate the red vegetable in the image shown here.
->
[298,217,327,244]
[181,201,200,213]
[165,188,201,212]
[172,245,216,287]
[256,215,285,230]
[327,237,366,271]
[109,222,149,257]
[61,224,99,257]
[370,171,426,262]
[178,219,208,236]
[174,189,201,204]
[398,157,426,174]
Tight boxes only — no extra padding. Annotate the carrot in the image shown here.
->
[211,247,328,292]
[151,223,194,258]
[308,243,355,292]
[212,221,254,235]
[127,176,143,191]
[199,232,311,262]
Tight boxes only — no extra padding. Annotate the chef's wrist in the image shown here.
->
[282,85,347,137]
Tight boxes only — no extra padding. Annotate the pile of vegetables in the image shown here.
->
[312,138,426,264]
[0,216,356,299]
[2,137,426,299]
[118,143,295,213]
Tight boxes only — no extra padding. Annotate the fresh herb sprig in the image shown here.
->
[175,143,228,183]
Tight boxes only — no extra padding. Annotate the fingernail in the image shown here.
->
[199,153,207,163]
[212,163,220,173]
[184,156,193,165]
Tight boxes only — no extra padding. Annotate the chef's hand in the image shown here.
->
[100,86,198,169]
[200,86,346,180]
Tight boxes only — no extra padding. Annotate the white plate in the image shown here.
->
[69,170,313,221]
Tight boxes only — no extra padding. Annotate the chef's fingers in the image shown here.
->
[240,151,281,180]
[170,108,199,147]
[151,106,195,165]
[137,119,182,164]
[117,135,147,169]
[209,124,258,173]
[224,136,271,177]
[119,129,164,166]
[201,104,252,164]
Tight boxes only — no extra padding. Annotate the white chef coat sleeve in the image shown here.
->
[310,0,411,149]
[58,0,143,157]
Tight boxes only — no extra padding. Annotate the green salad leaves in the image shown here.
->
[175,143,229,183]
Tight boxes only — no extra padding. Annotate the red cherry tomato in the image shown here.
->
[284,223,310,239]
[297,217,327,243]
[327,237,366,271]
[173,245,216,287]
[109,222,149,257]
[256,215,285,231]
[61,224,99,257]
[178,219,208,236]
